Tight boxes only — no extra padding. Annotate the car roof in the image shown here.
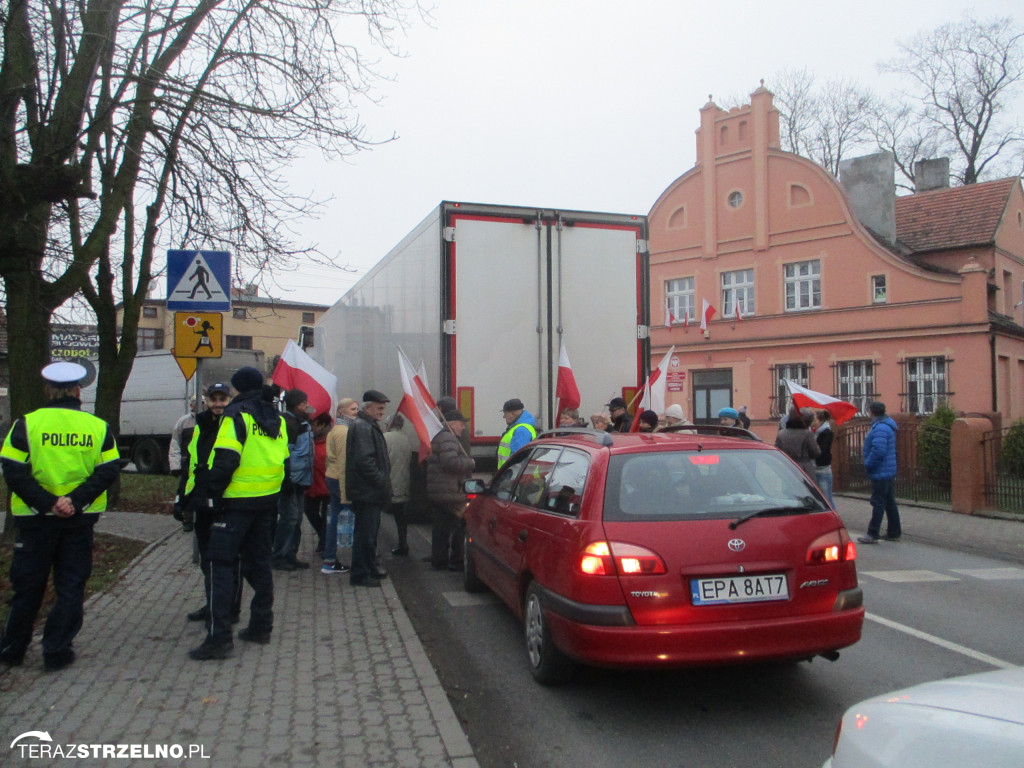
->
[860,667,1024,724]
[532,427,773,456]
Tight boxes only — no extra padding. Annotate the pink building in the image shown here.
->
[648,85,1024,440]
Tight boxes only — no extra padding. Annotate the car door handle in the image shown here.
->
[518,530,528,542]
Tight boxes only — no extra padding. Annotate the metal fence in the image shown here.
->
[982,427,1024,513]
[834,417,951,504]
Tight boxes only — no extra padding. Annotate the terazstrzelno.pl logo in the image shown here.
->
[10,731,210,760]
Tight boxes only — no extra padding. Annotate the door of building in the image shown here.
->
[692,369,733,425]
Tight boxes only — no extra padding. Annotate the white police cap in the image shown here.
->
[42,361,88,386]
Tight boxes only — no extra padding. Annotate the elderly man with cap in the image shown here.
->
[606,396,633,433]
[427,410,476,570]
[496,398,537,468]
[271,388,314,572]
[0,361,120,671]
[174,381,242,626]
[345,390,392,587]
[190,366,288,660]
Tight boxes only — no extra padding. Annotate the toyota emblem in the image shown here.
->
[727,538,746,552]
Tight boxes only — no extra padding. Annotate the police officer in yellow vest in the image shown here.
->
[497,398,537,468]
[189,367,289,661]
[0,362,119,672]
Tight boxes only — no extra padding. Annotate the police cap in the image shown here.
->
[42,361,87,387]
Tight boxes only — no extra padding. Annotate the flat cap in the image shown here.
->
[363,389,390,404]
[501,398,525,413]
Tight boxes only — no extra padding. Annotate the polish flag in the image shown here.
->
[555,343,581,414]
[631,346,675,432]
[398,347,444,459]
[683,310,689,329]
[784,379,859,425]
[700,299,717,331]
[272,339,337,418]
[417,360,430,393]
[735,298,743,323]
[664,298,676,327]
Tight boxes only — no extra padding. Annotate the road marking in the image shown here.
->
[866,613,1017,669]
[860,570,960,583]
[950,567,1024,580]
[443,592,500,608]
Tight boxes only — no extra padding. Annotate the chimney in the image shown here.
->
[914,158,950,192]
[839,151,896,245]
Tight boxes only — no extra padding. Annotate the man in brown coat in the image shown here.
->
[427,411,475,570]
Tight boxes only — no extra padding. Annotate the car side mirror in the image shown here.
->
[463,478,488,495]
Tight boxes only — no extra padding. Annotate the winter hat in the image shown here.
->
[718,407,740,420]
[639,410,659,429]
[231,366,264,393]
[664,404,685,421]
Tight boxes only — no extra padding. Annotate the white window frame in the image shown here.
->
[904,356,949,415]
[872,275,887,304]
[721,268,755,318]
[772,363,809,419]
[665,277,694,325]
[784,259,821,311]
[836,360,876,416]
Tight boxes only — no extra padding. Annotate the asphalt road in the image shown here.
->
[379,515,1024,768]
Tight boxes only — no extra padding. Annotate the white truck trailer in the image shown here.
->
[312,201,650,462]
[80,348,264,473]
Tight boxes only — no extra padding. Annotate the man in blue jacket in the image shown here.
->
[859,401,901,544]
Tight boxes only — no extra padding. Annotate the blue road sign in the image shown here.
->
[167,250,232,311]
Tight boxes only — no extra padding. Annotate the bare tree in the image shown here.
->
[772,68,817,157]
[0,0,421,428]
[864,99,943,192]
[881,14,1024,185]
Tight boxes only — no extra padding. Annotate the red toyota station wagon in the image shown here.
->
[462,426,865,685]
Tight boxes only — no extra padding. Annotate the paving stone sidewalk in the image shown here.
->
[0,513,478,768]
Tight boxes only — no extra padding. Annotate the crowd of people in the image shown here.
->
[0,358,899,671]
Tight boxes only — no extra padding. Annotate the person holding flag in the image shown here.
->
[629,346,676,433]
[426,411,476,570]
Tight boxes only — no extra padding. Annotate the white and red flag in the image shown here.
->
[700,299,717,331]
[784,379,858,425]
[398,347,444,460]
[272,339,337,418]
[630,346,675,432]
[664,298,676,327]
[555,343,581,414]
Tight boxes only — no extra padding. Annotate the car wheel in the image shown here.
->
[132,438,167,475]
[463,531,486,593]
[524,582,574,685]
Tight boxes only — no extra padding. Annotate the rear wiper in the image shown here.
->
[729,499,818,530]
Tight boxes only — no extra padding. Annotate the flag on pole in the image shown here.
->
[398,347,444,460]
[417,360,430,393]
[701,299,717,331]
[784,379,859,425]
[555,343,581,414]
[272,339,337,419]
[631,346,675,432]
[735,297,743,323]
[664,298,676,327]
[683,309,689,329]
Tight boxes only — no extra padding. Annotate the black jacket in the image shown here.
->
[345,410,392,505]
[175,408,224,507]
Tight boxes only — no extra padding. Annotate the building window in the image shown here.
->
[784,259,821,311]
[226,335,253,350]
[835,360,877,416]
[903,357,950,415]
[665,277,694,325]
[721,269,755,318]
[727,190,744,209]
[772,363,809,419]
[302,311,315,324]
[872,275,887,303]
[142,306,158,318]
[138,328,164,351]
[232,307,247,320]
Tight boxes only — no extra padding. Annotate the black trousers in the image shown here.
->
[350,501,383,583]
[206,507,274,644]
[194,511,242,617]
[303,494,328,552]
[0,521,94,661]
[430,502,465,569]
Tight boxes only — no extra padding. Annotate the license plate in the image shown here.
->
[691,574,789,605]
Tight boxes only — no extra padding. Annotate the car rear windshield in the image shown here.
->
[603,449,828,522]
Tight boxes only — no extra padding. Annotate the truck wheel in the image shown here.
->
[132,439,166,475]
[524,582,574,685]
[463,531,486,593]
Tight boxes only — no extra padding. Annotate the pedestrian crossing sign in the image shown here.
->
[174,312,223,359]
[167,250,231,311]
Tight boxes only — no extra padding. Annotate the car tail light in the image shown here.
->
[807,529,857,565]
[577,541,667,576]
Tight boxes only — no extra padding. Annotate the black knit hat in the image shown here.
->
[230,366,264,393]
[284,388,308,411]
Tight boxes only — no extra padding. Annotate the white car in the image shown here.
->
[824,667,1024,767]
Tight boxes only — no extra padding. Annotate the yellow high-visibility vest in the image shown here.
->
[497,422,537,468]
[1,408,118,516]
[214,412,289,498]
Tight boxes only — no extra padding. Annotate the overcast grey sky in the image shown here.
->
[272,0,1020,307]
